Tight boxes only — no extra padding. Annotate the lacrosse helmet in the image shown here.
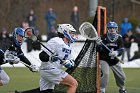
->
[107,21,119,42]
[13,27,24,46]
[57,24,77,43]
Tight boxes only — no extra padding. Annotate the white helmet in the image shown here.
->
[57,24,77,43]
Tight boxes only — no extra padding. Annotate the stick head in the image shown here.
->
[79,22,98,40]
[24,28,37,41]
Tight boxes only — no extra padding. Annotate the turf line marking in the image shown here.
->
[108,86,140,90]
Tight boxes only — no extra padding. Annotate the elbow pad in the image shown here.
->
[39,51,49,62]
[117,48,125,56]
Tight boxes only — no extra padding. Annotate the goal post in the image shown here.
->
[96,6,107,93]
[53,6,107,93]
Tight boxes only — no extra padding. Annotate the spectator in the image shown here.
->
[27,9,37,28]
[22,21,30,30]
[0,28,11,49]
[129,50,140,61]
[70,6,80,31]
[45,8,57,32]
[45,8,57,41]
[135,24,140,51]
[121,29,135,61]
[120,17,132,37]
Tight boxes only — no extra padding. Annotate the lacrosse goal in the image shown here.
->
[53,6,106,93]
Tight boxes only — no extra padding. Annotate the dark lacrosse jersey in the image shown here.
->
[97,34,124,66]
[0,37,31,65]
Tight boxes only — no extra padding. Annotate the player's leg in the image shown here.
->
[0,68,10,86]
[100,60,110,93]
[111,63,127,93]
[39,77,54,93]
[60,74,78,93]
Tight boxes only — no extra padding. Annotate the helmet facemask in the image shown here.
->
[106,21,119,42]
[107,27,119,42]
[16,34,24,44]
[13,27,25,46]
[57,24,77,43]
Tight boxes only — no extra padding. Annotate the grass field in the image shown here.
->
[1,67,140,93]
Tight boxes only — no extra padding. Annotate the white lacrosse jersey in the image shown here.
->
[40,37,73,70]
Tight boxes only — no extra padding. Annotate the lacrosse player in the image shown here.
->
[0,27,39,86]
[39,24,78,93]
[96,21,127,93]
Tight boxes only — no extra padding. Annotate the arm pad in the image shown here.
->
[116,48,125,56]
[39,51,49,62]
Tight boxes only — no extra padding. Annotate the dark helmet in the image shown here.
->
[107,21,119,42]
[13,27,24,46]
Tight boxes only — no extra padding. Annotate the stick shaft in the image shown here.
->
[100,42,124,64]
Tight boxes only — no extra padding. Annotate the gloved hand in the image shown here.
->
[61,60,75,68]
[29,64,39,72]
[4,50,20,64]
[49,55,59,62]
[9,56,20,65]
[109,51,118,57]
[96,37,102,45]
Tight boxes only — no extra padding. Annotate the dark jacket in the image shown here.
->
[0,37,31,66]
[97,34,124,66]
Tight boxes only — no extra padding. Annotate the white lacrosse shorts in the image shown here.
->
[39,67,68,91]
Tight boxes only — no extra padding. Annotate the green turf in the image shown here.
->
[1,67,40,93]
[1,67,140,93]
[106,68,140,93]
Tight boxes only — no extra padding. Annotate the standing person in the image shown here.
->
[0,28,11,48]
[121,29,135,61]
[96,21,127,93]
[39,24,78,93]
[70,6,80,31]
[45,8,57,32]
[120,17,132,37]
[0,27,39,86]
[27,9,37,28]
[135,24,140,51]
[45,8,57,41]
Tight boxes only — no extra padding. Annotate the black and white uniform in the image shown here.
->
[39,37,74,91]
[97,34,126,93]
[0,37,32,85]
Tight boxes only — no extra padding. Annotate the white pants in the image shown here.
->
[39,67,68,91]
[0,68,10,85]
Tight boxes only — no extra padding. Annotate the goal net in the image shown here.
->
[54,6,106,93]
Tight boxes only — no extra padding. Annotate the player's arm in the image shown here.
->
[39,51,50,62]
[116,36,125,56]
[18,54,31,66]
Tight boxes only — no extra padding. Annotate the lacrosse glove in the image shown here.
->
[4,50,20,64]
[61,60,75,68]
[49,55,59,62]
[29,64,39,72]
[96,37,102,45]
[109,51,118,58]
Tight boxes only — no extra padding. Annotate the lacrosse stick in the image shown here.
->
[79,22,124,64]
[24,27,64,63]
[19,61,39,72]
[24,27,53,54]
[19,61,31,68]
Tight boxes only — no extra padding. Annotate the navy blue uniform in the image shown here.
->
[97,34,124,66]
[0,37,31,66]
